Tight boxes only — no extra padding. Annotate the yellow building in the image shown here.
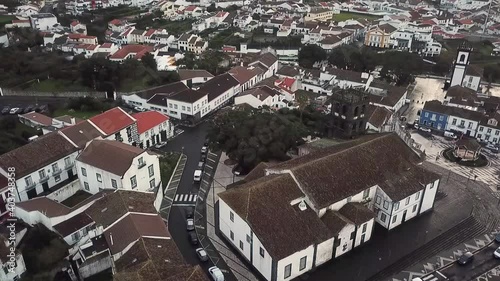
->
[305,8,336,22]
[364,24,397,48]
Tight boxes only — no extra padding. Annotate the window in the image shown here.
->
[460,120,465,126]
[174,104,178,109]
[72,232,80,242]
[394,202,399,211]
[39,169,46,179]
[130,176,137,189]
[96,173,102,183]
[64,157,70,167]
[182,106,186,111]
[148,165,154,177]
[431,114,436,120]
[81,167,87,177]
[230,211,234,222]
[439,116,443,121]
[284,264,292,278]
[239,241,244,250]
[479,127,484,132]
[488,128,492,134]
[415,192,420,200]
[84,182,90,191]
[406,197,410,205]
[380,213,387,222]
[468,122,473,129]
[496,131,500,136]
[383,200,389,209]
[111,179,117,188]
[52,163,59,171]
[169,103,172,108]
[299,256,307,271]
[55,175,61,182]
[362,223,367,232]
[392,215,397,223]
[376,195,381,204]
[246,235,251,243]
[363,189,369,199]
[145,131,149,138]
[138,157,144,166]
[478,134,482,139]
[25,176,33,187]
[230,231,234,240]
[413,204,418,212]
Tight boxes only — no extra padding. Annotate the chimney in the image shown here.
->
[109,232,113,245]
[71,117,76,125]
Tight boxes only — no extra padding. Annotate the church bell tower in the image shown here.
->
[450,41,473,88]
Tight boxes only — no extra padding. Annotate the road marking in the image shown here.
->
[172,203,196,207]
[174,194,179,201]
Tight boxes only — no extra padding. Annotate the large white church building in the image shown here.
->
[449,42,482,93]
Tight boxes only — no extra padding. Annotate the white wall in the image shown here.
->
[334,224,355,257]
[76,161,123,194]
[354,219,374,247]
[235,95,264,109]
[166,99,198,119]
[373,187,392,228]
[122,153,161,191]
[219,199,252,261]
[446,116,478,137]
[276,245,315,281]
[388,190,422,230]
[137,120,173,148]
[251,230,273,281]
[0,252,26,281]
[477,125,500,144]
[315,237,334,266]
[46,178,80,202]
[420,179,439,213]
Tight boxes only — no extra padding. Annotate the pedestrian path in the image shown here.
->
[173,194,198,206]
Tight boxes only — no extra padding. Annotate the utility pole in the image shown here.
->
[483,0,493,34]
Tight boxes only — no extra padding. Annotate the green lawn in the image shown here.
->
[28,79,91,92]
[54,109,100,119]
[160,152,180,187]
[333,12,381,22]
[0,15,15,28]
[0,118,40,154]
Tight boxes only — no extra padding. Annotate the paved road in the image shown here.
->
[440,243,500,281]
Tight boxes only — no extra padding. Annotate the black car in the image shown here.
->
[200,154,207,162]
[24,105,34,113]
[188,231,198,245]
[457,252,474,265]
[1,106,10,115]
[186,207,194,219]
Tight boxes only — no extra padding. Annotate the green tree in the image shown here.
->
[299,44,327,68]
[141,53,157,70]
[207,3,216,12]
[328,48,349,69]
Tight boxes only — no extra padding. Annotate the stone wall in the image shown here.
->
[0,88,107,99]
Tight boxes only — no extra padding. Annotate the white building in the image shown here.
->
[132,111,174,148]
[197,73,241,115]
[0,235,26,281]
[29,13,58,31]
[87,107,139,146]
[76,139,161,193]
[218,133,440,281]
[476,112,500,145]
[0,132,79,202]
[166,88,209,121]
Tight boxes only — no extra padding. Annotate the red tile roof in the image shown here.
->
[100,42,112,48]
[71,21,80,26]
[110,44,153,60]
[89,107,135,135]
[17,197,70,218]
[279,77,295,89]
[20,111,53,126]
[109,19,122,25]
[132,111,169,134]
[144,29,156,37]
[185,5,196,11]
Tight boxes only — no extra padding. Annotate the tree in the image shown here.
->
[328,48,348,69]
[252,13,260,20]
[141,53,157,70]
[298,44,327,68]
[207,3,216,12]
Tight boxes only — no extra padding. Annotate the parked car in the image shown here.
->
[1,106,10,115]
[208,266,224,281]
[196,248,209,262]
[494,247,500,259]
[457,251,474,265]
[134,106,147,112]
[194,170,202,182]
[24,105,34,113]
[495,233,500,243]
[486,143,499,153]
[419,127,431,133]
[186,207,194,219]
[155,142,167,149]
[186,218,194,231]
[201,146,208,154]
[444,131,457,139]
[413,123,419,129]
[9,108,20,114]
[200,154,207,162]
[198,161,205,170]
[38,105,48,112]
[204,138,209,146]
[188,231,198,245]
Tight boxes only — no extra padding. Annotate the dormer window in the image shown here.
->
[488,119,498,126]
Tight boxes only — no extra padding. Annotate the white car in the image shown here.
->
[419,127,431,133]
[486,143,499,153]
[201,146,208,154]
[9,108,19,114]
[186,218,194,231]
[208,266,224,281]
[155,142,167,149]
[494,247,500,258]
[194,170,202,182]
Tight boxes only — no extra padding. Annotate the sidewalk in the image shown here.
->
[204,153,259,281]
[158,154,186,222]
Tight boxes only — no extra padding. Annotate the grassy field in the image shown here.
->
[160,152,180,187]
[438,39,498,63]
[0,118,40,154]
[0,15,15,28]
[333,12,381,22]
[28,79,91,92]
[53,108,100,119]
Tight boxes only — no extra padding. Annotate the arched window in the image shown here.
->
[342,105,348,115]
[459,54,466,62]
[354,106,359,116]
[361,105,366,114]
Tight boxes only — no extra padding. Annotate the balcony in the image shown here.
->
[25,182,36,191]
[53,168,62,175]
[39,175,49,183]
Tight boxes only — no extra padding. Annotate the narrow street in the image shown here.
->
[440,243,500,281]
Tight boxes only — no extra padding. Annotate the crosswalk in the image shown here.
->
[173,194,198,206]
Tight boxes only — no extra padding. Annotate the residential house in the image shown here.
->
[29,13,58,30]
[234,86,287,109]
[177,33,207,54]
[368,81,408,112]
[109,45,154,62]
[178,69,214,87]
[304,8,336,22]
[70,21,87,34]
[248,52,279,79]
[121,82,189,113]
[197,73,241,114]
[444,85,481,111]
[76,139,161,193]
[420,100,483,136]
[108,19,128,33]
[68,34,98,45]
[132,111,173,148]
[476,112,500,145]
[165,89,209,121]
[365,105,393,132]
[228,66,264,91]
[0,132,79,202]
[88,107,139,146]
[364,24,397,48]
[218,133,440,281]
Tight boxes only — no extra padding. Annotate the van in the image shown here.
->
[444,131,457,139]
[194,170,202,182]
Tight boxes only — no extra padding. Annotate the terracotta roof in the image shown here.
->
[104,213,169,254]
[59,120,105,149]
[178,69,214,81]
[19,111,53,126]
[377,23,397,33]
[338,202,374,225]
[168,89,207,104]
[17,197,70,218]
[367,105,393,128]
[456,138,481,151]
[219,174,332,260]
[197,73,240,102]
[53,212,94,237]
[325,67,370,83]
[0,132,77,178]
[132,111,169,134]
[77,140,145,176]
[89,107,135,136]
[268,133,438,207]
[423,100,483,121]
[100,42,112,48]
[110,45,153,60]
[85,190,157,229]
[228,66,258,84]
